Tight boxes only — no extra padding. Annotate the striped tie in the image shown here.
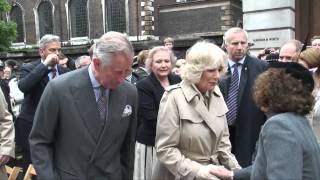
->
[226,63,240,125]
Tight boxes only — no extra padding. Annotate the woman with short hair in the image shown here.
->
[251,62,320,179]
[134,46,181,180]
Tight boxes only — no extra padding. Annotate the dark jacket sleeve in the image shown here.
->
[18,61,50,94]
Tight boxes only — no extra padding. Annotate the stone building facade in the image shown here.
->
[2,0,243,62]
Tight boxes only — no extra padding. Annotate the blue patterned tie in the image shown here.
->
[226,63,240,125]
[97,86,107,125]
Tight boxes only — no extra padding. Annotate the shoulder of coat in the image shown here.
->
[165,84,181,92]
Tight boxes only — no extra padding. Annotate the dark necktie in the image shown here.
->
[51,67,57,79]
[226,63,240,125]
[97,86,107,126]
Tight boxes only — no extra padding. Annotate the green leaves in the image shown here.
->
[0,0,17,52]
[0,0,11,12]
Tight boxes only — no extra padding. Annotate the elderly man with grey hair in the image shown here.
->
[15,34,69,172]
[279,39,303,62]
[75,55,91,69]
[30,31,138,179]
[218,27,268,168]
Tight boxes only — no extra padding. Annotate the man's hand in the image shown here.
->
[43,54,59,67]
[210,166,233,179]
[0,155,11,166]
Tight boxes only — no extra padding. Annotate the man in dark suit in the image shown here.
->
[15,34,69,171]
[29,31,138,179]
[218,27,268,167]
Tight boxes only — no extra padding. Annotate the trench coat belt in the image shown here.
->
[180,149,216,165]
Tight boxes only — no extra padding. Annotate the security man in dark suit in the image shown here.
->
[15,34,69,172]
[218,27,268,167]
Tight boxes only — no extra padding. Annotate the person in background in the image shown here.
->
[311,35,320,49]
[152,41,240,180]
[74,55,91,69]
[15,34,69,172]
[0,88,15,180]
[256,48,276,60]
[278,39,302,62]
[134,46,181,180]
[58,53,76,70]
[29,31,138,179]
[133,49,149,78]
[293,48,320,143]
[219,27,268,167]
[0,61,14,121]
[172,58,186,76]
[163,37,174,50]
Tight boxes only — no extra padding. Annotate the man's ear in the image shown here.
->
[92,58,101,69]
[39,48,44,58]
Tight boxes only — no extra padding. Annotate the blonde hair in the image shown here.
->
[181,41,227,83]
[293,48,320,68]
[145,46,175,72]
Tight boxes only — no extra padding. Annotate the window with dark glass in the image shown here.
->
[105,0,126,32]
[38,1,53,37]
[10,6,24,42]
[69,0,88,37]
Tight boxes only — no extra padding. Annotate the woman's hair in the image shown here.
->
[137,50,149,65]
[253,62,314,115]
[145,46,175,72]
[180,41,227,83]
[293,48,320,68]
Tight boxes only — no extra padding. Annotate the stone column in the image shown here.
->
[242,0,296,54]
[141,0,154,36]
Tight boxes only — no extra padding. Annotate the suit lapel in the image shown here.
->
[73,68,102,142]
[89,83,127,162]
[238,57,249,104]
[101,84,126,137]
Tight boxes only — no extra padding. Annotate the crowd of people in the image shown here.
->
[0,27,320,180]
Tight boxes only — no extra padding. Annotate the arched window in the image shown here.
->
[69,0,88,37]
[105,0,126,33]
[38,1,53,37]
[10,5,24,43]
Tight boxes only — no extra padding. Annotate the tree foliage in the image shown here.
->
[0,0,16,52]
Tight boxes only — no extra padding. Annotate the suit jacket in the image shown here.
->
[136,72,181,146]
[152,80,240,180]
[251,112,320,180]
[29,67,138,180]
[218,56,268,167]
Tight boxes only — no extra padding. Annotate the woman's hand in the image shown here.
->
[210,166,233,180]
[196,164,222,180]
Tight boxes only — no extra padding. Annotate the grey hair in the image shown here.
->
[281,39,303,53]
[39,34,60,49]
[223,27,248,45]
[180,41,227,83]
[145,46,175,72]
[75,55,91,68]
[93,31,133,65]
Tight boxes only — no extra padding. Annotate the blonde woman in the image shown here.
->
[152,41,240,180]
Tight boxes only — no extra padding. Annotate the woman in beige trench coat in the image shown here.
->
[152,41,241,180]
